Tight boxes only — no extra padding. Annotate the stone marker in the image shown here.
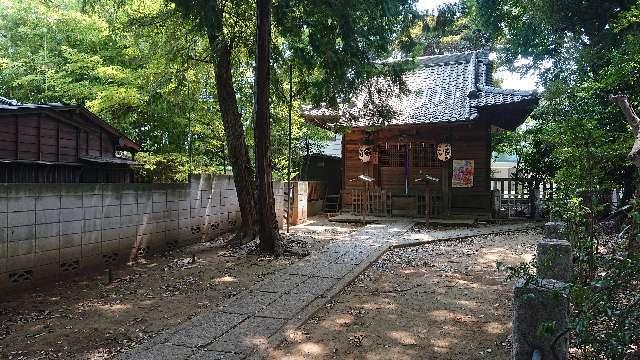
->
[537,238,572,282]
[543,221,567,240]
[512,278,569,360]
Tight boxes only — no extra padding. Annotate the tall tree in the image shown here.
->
[254,0,281,253]
[171,0,259,245]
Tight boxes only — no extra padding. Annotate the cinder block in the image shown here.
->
[8,226,35,242]
[60,220,82,236]
[0,213,6,228]
[137,192,152,204]
[60,208,83,222]
[8,240,34,257]
[102,239,119,254]
[166,191,179,202]
[166,201,178,211]
[152,191,166,203]
[7,197,35,212]
[0,239,6,258]
[103,205,120,218]
[6,253,34,271]
[82,230,101,245]
[119,236,136,251]
[165,220,179,231]
[0,197,7,212]
[60,233,82,249]
[59,246,80,260]
[101,216,121,230]
[36,223,59,238]
[102,228,120,242]
[103,193,121,206]
[139,202,152,214]
[81,242,101,257]
[121,192,137,205]
[33,263,59,280]
[84,218,102,232]
[35,236,59,252]
[82,193,102,208]
[121,214,140,227]
[120,225,137,238]
[166,210,179,220]
[84,207,103,220]
[36,249,59,266]
[8,211,35,227]
[177,200,190,211]
[60,195,83,209]
[0,228,6,242]
[36,209,60,224]
[36,196,60,210]
[152,202,166,213]
[178,208,190,220]
[83,194,102,207]
[121,204,138,216]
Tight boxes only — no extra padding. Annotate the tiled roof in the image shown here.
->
[0,96,65,110]
[302,50,537,127]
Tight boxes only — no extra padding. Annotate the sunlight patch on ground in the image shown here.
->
[386,330,418,345]
[212,275,237,283]
[291,225,352,233]
[429,309,477,323]
[430,338,453,352]
[456,299,480,309]
[95,303,131,313]
[483,321,509,334]
[285,329,306,342]
[360,301,397,310]
[320,314,355,330]
[296,342,328,355]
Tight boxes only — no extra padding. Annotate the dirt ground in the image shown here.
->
[0,216,360,360]
[274,228,539,360]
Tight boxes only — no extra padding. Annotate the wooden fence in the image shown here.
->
[490,177,554,218]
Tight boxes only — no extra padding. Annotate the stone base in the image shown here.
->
[537,238,572,282]
[512,278,569,360]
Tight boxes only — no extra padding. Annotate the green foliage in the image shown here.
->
[409,0,492,56]
[0,0,339,181]
[478,1,640,357]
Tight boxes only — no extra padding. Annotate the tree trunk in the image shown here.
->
[211,39,258,245]
[610,94,640,253]
[610,95,640,168]
[255,0,283,254]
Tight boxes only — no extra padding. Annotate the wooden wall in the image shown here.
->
[0,111,132,183]
[342,118,492,215]
[0,111,117,164]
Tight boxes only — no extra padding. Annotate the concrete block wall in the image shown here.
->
[0,174,286,291]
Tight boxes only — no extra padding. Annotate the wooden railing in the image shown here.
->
[490,177,554,218]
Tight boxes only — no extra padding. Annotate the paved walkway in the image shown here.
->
[118,221,537,360]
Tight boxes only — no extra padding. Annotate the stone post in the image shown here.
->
[543,221,567,240]
[537,238,572,282]
[512,279,569,360]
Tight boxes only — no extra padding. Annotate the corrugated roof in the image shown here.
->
[302,50,537,128]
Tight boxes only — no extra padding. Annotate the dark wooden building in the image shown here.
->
[303,51,538,219]
[0,97,140,183]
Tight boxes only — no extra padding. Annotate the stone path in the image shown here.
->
[118,221,538,360]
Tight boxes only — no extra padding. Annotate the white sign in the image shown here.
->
[359,145,372,162]
[437,143,452,161]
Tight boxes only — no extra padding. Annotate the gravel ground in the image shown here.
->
[274,228,540,360]
[0,216,361,360]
